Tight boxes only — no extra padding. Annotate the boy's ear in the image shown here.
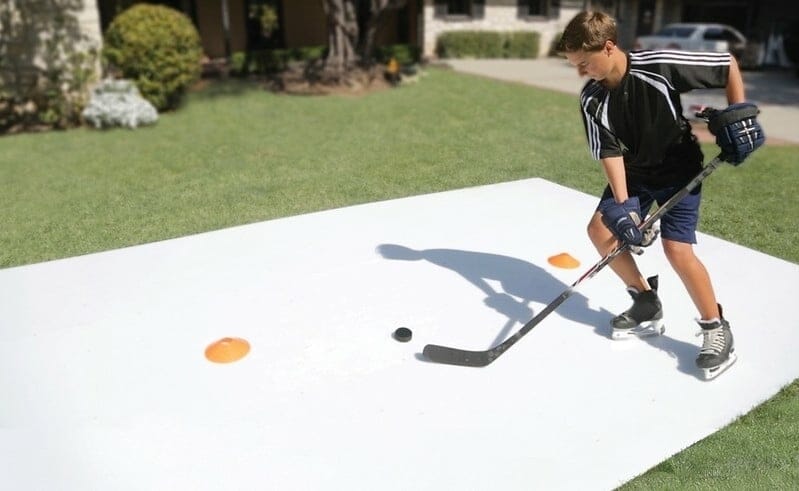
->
[604,40,616,55]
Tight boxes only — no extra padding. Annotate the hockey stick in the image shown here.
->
[423,154,726,367]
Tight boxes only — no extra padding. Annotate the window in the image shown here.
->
[518,0,552,19]
[703,28,723,41]
[703,28,742,44]
[447,0,470,15]
[655,26,697,38]
[527,0,547,16]
[434,0,485,19]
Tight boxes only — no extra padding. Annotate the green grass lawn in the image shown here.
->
[1,68,797,487]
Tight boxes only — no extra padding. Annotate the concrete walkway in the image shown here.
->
[445,58,799,144]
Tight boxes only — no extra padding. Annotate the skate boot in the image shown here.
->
[696,305,737,380]
[611,275,664,339]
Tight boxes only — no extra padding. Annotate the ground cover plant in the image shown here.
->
[1,68,797,487]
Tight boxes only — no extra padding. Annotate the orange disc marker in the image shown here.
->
[205,337,250,363]
[548,252,580,269]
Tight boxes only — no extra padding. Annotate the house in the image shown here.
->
[4,0,796,90]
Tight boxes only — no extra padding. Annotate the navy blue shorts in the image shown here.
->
[598,183,702,244]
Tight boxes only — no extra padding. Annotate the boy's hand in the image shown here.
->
[707,103,765,165]
[599,197,643,246]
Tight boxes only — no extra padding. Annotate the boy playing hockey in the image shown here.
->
[556,11,764,379]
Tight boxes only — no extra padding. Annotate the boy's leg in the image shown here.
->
[587,212,664,339]
[661,239,719,319]
[658,185,737,379]
[662,239,736,379]
[587,211,649,290]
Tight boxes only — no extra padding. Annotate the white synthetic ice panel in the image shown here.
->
[2,178,798,490]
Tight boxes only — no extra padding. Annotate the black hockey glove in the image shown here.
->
[599,197,643,246]
[707,103,765,165]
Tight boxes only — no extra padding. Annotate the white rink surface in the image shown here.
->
[2,178,798,490]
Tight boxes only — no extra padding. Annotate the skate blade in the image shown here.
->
[612,320,665,340]
[702,352,738,381]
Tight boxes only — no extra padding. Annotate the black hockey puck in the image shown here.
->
[393,327,412,342]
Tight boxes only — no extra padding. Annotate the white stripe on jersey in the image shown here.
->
[629,68,676,91]
[581,82,605,159]
[629,69,679,120]
[630,50,730,66]
[582,103,601,159]
[600,93,611,128]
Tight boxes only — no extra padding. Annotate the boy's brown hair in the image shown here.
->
[556,11,618,53]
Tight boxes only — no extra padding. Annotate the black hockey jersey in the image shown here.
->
[579,49,731,186]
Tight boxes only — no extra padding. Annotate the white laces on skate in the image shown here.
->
[694,312,736,380]
[696,319,726,355]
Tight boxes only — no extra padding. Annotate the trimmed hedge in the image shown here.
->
[505,31,540,58]
[436,31,540,59]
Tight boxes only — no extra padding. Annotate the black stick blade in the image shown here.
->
[422,344,494,367]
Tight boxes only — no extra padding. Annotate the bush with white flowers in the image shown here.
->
[82,79,158,129]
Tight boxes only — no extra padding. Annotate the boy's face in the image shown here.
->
[564,41,616,81]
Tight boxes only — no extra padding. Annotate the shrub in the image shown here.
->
[436,31,540,59]
[374,44,421,66]
[82,79,158,129]
[103,4,202,111]
[249,3,279,37]
[436,31,504,58]
[505,32,540,58]
[231,44,419,77]
[231,46,327,75]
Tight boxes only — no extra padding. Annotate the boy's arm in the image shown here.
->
[597,156,644,246]
[601,156,628,201]
[726,56,745,104]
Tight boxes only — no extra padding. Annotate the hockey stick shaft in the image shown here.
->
[574,154,725,285]
[423,155,725,367]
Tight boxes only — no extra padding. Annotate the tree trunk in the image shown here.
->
[221,0,232,58]
[323,0,359,79]
[362,0,407,64]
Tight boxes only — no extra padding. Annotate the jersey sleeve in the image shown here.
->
[580,88,622,160]
[666,52,731,93]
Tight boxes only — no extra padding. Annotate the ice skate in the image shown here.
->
[611,275,664,339]
[696,306,737,380]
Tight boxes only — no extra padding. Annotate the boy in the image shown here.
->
[556,11,764,380]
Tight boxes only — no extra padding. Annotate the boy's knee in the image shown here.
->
[587,213,605,240]
[662,239,695,265]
